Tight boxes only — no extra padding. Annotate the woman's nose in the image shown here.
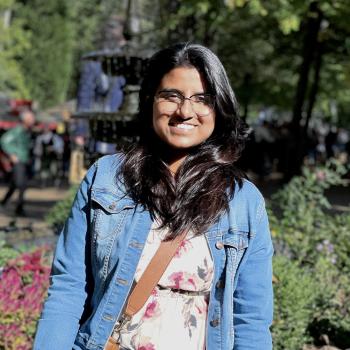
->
[178,99,195,118]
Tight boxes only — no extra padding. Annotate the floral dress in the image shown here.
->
[117,223,214,350]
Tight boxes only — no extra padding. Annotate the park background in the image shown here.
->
[1,0,350,349]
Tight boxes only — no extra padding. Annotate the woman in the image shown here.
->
[34,43,273,350]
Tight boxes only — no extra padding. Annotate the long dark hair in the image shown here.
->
[120,43,248,238]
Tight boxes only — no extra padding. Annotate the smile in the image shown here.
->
[171,123,196,130]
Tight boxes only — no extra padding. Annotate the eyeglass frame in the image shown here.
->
[153,89,216,116]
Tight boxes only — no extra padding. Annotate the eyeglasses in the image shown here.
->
[154,90,215,117]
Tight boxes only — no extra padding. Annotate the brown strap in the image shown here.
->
[106,230,188,350]
[124,229,188,316]
[105,337,119,350]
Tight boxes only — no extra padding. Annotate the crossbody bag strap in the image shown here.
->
[105,229,188,350]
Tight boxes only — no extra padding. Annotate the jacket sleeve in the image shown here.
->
[233,199,274,350]
[33,162,97,350]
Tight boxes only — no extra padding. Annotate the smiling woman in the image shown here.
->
[152,67,216,167]
[124,42,249,236]
[34,43,274,350]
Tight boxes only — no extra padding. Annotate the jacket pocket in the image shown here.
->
[222,230,249,273]
[90,189,135,280]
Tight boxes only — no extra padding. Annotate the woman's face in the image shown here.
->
[152,66,216,152]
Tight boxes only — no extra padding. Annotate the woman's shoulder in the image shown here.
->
[95,152,125,171]
[86,153,125,191]
[234,178,264,203]
[226,179,266,231]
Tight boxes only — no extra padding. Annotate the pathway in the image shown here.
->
[0,185,69,248]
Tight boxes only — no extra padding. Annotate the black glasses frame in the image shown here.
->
[154,89,216,110]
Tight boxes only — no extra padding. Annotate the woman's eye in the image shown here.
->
[168,94,180,100]
[162,93,181,102]
[194,95,208,104]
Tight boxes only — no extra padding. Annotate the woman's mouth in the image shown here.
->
[170,123,196,130]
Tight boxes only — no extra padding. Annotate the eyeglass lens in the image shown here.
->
[155,91,214,116]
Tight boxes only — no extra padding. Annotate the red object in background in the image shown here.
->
[9,99,32,115]
[0,150,13,173]
[0,120,18,129]
[0,98,35,130]
[0,98,57,131]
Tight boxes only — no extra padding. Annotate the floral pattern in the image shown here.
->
[118,223,214,350]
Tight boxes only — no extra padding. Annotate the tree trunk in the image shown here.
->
[304,40,323,133]
[292,1,323,129]
[241,73,252,121]
[286,1,323,180]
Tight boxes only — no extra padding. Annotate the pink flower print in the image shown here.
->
[188,277,196,290]
[196,305,203,314]
[175,239,192,258]
[168,271,184,289]
[143,300,160,320]
[138,344,156,350]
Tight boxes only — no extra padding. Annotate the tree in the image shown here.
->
[16,0,75,108]
[0,0,30,97]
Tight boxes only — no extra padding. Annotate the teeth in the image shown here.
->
[175,124,195,130]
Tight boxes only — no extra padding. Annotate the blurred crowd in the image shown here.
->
[240,118,350,181]
[0,122,71,187]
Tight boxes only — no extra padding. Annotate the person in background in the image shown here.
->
[34,126,64,187]
[0,109,35,215]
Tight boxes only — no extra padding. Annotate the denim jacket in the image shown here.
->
[34,154,273,350]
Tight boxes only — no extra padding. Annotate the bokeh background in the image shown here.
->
[0,1,350,349]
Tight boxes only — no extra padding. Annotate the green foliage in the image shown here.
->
[311,257,350,345]
[17,0,75,108]
[147,0,350,125]
[1,0,109,104]
[270,160,350,348]
[0,0,30,97]
[45,185,78,231]
[271,159,347,263]
[272,256,317,350]
[0,233,19,267]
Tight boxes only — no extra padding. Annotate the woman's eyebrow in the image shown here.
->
[158,88,182,94]
[158,88,207,95]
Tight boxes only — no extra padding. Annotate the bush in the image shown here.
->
[309,257,350,349]
[45,185,78,233]
[0,247,51,350]
[270,159,350,349]
[0,234,19,269]
[272,256,317,350]
[271,159,347,264]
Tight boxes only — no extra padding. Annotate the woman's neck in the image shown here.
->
[162,149,188,175]
[168,156,186,174]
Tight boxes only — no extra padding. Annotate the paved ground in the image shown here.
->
[0,184,69,248]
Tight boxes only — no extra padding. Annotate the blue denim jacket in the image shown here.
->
[34,154,273,350]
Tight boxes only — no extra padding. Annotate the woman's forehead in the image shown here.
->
[157,67,207,94]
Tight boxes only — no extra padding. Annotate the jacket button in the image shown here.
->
[216,279,224,289]
[109,204,116,210]
[210,319,220,327]
[215,241,224,250]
